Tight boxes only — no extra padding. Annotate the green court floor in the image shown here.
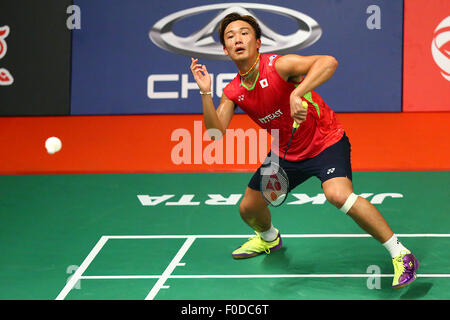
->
[0,171,449,300]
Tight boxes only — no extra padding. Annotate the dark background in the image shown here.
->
[0,0,72,116]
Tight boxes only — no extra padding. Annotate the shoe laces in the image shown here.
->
[242,234,271,254]
[393,255,405,275]
[393,251,414,275]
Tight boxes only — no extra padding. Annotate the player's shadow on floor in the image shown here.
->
[261,247,289,264]
[399,282,433,300]
[261,247,317,274]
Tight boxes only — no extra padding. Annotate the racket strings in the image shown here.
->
[260,162,289,206]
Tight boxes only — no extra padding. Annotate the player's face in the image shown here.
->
[223,20,261,62]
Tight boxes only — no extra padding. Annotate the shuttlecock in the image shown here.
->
[45,137,62,154]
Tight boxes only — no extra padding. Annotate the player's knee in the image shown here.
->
[325,189,356,210]
[239,196,265,219]
[325,188,346,207]
[240,188,267,216]
[239,201,249,216]
[239,199,255,217]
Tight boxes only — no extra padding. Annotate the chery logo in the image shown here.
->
[431,16,450,81]
[0,25,13,86]
[149,3,322,60]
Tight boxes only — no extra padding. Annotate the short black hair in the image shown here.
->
[219,13,262,46]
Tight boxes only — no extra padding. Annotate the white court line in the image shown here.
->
[80,274,450,279]
[105,233,450,239]
[57,234,450,300]
[170,274,450,278]
[145,236,196,300]
[81,275,161,279]
[55,236,109,300]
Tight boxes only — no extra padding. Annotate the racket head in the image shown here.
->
[260,161,289,207]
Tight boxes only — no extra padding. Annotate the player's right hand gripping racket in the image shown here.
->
[260,101,307,207]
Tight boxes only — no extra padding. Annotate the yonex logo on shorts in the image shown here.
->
[327,168,336,174]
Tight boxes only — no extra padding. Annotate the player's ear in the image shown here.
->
[223,45,229,56]
[256,38,261,51]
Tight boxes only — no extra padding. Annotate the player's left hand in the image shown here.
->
[290,93,308,124]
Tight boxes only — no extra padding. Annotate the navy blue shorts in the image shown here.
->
[248,133,352,192]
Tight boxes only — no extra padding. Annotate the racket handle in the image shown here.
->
[302,100,308,109]
[293,121,300,129]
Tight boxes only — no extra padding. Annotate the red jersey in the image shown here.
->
[223,54,344,161]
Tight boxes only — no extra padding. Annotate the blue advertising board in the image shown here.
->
[71,0,403,115]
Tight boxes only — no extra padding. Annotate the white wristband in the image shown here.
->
[200,91,212,95]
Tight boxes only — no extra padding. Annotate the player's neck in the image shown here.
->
[237,52,260,77]
[238,53,261,86]
[240,61,260,87]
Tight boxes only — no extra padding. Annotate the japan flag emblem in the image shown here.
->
[259,79,269,88]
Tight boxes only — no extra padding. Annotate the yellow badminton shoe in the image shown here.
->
[392,251,420,289]
[232,232,282,259]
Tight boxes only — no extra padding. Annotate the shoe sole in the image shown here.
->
[392,256,420,290]
[232,252,261,259]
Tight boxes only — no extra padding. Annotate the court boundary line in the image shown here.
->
[55,233,450,300]
[80,274,450,279]
[105,233,450,239]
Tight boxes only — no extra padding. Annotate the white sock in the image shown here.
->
[382,234,410,258]
[258,224,279,242]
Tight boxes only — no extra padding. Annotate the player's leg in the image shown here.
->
[318,134,419,289]
[232,186,282,259]
[239,186,272,233]
[322,177,393,243]
[322,177,420,288]
[232,152,310,259]
[232,163,284,259]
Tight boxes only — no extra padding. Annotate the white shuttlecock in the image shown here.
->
[45,137,62,154]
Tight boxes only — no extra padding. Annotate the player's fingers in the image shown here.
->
[190,59,201,72]
[193,67,205,78]
[191,66,203,73]
[192,64,204,72]
[295,103,308,113]
[293,107,307,119]
[293,116,304,124]
[291,105,301,116]
[294,110,307,119]
[191,64,203,72]
[190,58,197,69]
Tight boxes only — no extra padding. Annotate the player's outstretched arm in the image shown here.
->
[190,58,235,138]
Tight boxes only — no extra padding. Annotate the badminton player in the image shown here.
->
[189,12,418,289]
